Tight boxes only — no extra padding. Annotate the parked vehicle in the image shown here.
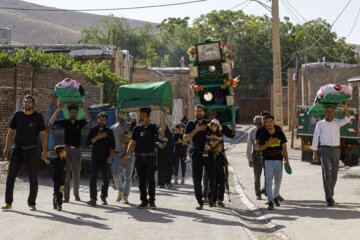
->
[296,105,359,166]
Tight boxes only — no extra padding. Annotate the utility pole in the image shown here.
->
[198,24,203,43]
[271,0,283,127]
[291,52,300,149]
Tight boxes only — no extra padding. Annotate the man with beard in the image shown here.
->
[122,107,167,210]
[86,112,115,206]
[184,104,216,210]
[2,95,48,211]
[156,125,174,189]
[202,110,236,203]
[50,101,90,202]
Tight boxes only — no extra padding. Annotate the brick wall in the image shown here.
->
[0,67,103,150]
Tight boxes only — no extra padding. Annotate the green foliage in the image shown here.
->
[0,47,129,105]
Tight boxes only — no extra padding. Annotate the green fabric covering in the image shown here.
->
[307,94,352,115]
[54,88,87,120]
[117,81,173,113]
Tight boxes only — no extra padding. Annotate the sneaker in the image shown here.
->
[256,196,262,200]
[167,183,173,189]
[149,201,157,210]
[116,192,123,202]
[203,197,209,204]
[181,179,185,185]
[208,198,215,208]
[175,179,179,185]
[217,201,225,207]
[123,196,129,204]
[267,201,274,210]
[75,196,81,201]
[196,204,203,210]
[1,204,12,210]
[326,198,334,207]
[331,197,335,204]
[100,196,108,205]
[87,200,97,207]
[57,205,62,211]
[29,205,36,211]
[274,197,280,207]
[277,195,284,201]
[138,201,149,209]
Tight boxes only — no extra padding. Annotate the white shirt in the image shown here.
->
[311,117,350,151]
[246,126,260,163]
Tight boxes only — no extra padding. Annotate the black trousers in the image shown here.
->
[174,155,186,178]
[135,155,156,203]
[157,152,172,186]
[214,164,225,202]
[53,182,64,205]
[191,152,216,204]
[89,159,110,201]
[5,147,38,206]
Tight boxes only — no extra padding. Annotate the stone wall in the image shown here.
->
[0,67,103,150]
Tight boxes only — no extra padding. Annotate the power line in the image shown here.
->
[0,0,208,12]
[253,0,271,12]
[284,0,307,23]
[230,0,250,10]
[346,7,360,38]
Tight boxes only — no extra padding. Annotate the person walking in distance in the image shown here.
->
[258,115,289,210]
[86,112,115,206]
[49,101,90,202]
[173,123,189,185]
[2,95,48,211]
[184,105,217,210]
[122,107,167,210]
[246,116,264,200]
[311,103,350,206]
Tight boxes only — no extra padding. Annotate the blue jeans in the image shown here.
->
[264,160,283,202]
[113,153,135,196]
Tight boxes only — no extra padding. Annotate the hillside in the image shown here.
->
[0,0,156,44]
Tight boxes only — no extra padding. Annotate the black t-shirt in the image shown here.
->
[255,125,282,140]
[185,119,209,152]
[52,157,66,184]
[9,111,46,147]
[132,123,159,153]
[174,133,187,157]
[54,119,87,147]
[86,127,115,160]
[258,127,287,160]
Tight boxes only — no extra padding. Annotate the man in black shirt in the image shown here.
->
[184,104,217,210]
[50,101,90,202]
[86,112,115,206]
[258,115,289,210]
[122,107,167,210]
[2,95,48,211]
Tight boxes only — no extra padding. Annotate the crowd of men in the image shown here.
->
[1,94,349,212]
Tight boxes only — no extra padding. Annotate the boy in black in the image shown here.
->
[173,123,189,185]
[49,145,67,211]
[258,115,289,210]
[204,119,223,156]
[213,142,229,207]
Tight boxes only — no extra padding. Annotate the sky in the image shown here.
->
[24,0,360,44]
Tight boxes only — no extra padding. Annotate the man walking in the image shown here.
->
[246,115,264,200]
[311,103,350,206]
[2,95,47,211]
[184,105,216,210]
[258,115,289,210]
[50,101,90,202]
[86,112,115,206]
[122,107,167,210]
[111,111,134,204]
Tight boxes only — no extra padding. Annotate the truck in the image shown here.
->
[296,105,359,166]
[47,103,116,171]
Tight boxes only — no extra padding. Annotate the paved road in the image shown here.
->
[229,126,360,240]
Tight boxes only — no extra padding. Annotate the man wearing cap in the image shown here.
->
[110,111,134,204]
[122,107,167,210]
[86,112,115,206]
[184,104,217,210]
[49,100,90,202]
